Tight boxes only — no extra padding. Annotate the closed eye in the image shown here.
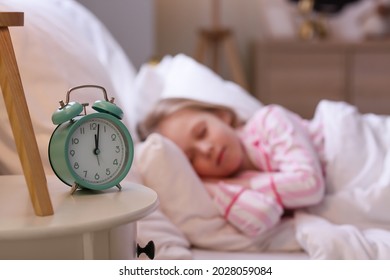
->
[196,124,207,139]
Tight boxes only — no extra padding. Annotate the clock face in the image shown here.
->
[66,116,130,187]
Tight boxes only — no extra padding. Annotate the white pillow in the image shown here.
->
[130,54,263,141]
[129,62,165,141]
[135,134,301,253]
[0,0,136,174]
[160,54,262,121]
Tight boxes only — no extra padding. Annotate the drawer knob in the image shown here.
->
[137,240,155,259]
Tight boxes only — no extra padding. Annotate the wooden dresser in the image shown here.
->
[252,40,390,118]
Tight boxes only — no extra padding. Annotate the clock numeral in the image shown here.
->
[83,170,88,178]
[74,162,79,169]
[80,127,85,134]
[111,134,117,141]
[113,159,118,166]
[90,123,98,130]
[70,150,75,157]
[115,146,120,153]
[104,125,107,133]
[106,168,111,176]
[94,173,100,180]
[72,138,79,145]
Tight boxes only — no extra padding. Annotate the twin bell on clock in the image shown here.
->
[48,85,134,194]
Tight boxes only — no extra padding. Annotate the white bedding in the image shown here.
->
[294,100,390,259]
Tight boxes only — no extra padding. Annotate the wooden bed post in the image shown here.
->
[0,12,53,216]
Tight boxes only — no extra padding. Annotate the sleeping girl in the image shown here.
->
[137,97,326,237]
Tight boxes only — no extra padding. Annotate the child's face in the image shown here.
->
[157,108,245,178]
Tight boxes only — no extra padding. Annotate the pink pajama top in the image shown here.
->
[209,105,325,237]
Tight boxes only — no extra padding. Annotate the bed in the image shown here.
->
[1,0,390,260]
[133,54,390,260]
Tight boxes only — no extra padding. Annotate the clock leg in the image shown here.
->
[70,183,80,195]
[116,184,122,191]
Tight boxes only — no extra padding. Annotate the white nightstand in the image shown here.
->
[0,175,158,260]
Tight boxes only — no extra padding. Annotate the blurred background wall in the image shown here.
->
[75,0,388,93]
[76,0,155,70]
[75,0,265,72]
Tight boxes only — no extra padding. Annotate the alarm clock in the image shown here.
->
[48,85,134,194]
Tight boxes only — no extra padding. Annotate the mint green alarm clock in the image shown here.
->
[48,85,134,194]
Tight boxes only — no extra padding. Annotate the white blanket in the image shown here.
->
[295,100,390,259]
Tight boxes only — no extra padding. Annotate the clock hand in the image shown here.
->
[96,152,100,166]
[95,124,100,150]
[94,124,100,165]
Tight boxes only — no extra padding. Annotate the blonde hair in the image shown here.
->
[137,98,241,141]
